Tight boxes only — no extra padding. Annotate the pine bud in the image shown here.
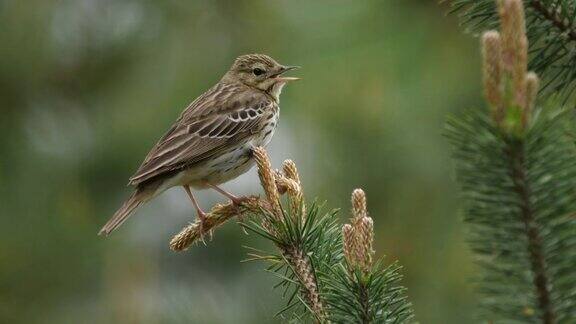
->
[498,0,525,71]
[358,216,375,272]
[352,188,367,220]
[253,147,281,217]
[498,0,528,109]
[281,159,305,218]
[282,160,301,185]
[342,224,356,268]
[481,31,504,123]
[345,188,376,274]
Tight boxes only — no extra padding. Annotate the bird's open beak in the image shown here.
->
[275,65,300,82]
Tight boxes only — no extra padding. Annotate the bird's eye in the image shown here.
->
[253,68,265,76]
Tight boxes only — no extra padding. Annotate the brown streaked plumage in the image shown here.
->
[99,54,299,236]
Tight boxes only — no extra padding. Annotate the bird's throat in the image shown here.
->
[267,81,286,102]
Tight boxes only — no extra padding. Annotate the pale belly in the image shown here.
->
[161,111,279,191]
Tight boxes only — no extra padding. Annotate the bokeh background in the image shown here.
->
[0,0,484,323]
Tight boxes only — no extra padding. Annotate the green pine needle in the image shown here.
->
[448,0,576,104]
[446,104,576,322]
[243,196,414,323]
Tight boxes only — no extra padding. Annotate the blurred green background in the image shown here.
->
[0,0,484,323]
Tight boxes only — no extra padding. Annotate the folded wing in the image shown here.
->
[128,84,274,186]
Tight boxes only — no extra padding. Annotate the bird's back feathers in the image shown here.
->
[128,82,276,186]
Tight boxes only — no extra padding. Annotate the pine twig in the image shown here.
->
[169,148,413,322]
[449,0,576,102]
[252,147,328,322]
[169,196,267,251]
[507,140,555,324]
[529,0,576,42]
[447,0,576,322]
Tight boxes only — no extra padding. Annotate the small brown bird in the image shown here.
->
[99,54,299,235]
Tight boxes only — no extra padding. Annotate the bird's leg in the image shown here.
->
[205,183,249,231]
[182,186,211,241]
[205,183,248,205]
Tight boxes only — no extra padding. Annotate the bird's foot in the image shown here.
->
[231,195,249,206]
[204,183,250,234]
[197,210,212,244]
[231,196,251,235]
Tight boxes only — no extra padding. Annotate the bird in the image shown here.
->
[99,54,299,236]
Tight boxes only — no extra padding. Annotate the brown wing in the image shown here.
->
[128,83,274,186]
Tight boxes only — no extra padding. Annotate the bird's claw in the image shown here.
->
[229,196,250,235]
[197,211,213,244]
[231,195,250,206]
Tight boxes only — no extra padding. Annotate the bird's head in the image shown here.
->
[223,54,299,101]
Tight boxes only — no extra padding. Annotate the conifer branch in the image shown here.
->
[448,0,576,102]
[251,147,327,322]
[507,139,555,323]
[447,0,576,322]
[169,197,265,251]
[529,0,576,41]
[169,147,414,322]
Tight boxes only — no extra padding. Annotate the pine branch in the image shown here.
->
[529,0,576,42]
[169,196,265,251]
[447,1,576,322]
[326,190,413,324]
[251,147,329,321]
[169,147,414,323]
[285,246,326,320]
[447,103,576,323]
[507,138,555,323]
[448,0,576,102]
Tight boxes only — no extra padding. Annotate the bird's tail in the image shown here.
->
[99,188,152,236]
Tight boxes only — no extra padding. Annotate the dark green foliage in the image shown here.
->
[449,0,576,102]
[243,201,341,322]
[446,106,576,322]
[323,262,413,323]
[243,198,414,323]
